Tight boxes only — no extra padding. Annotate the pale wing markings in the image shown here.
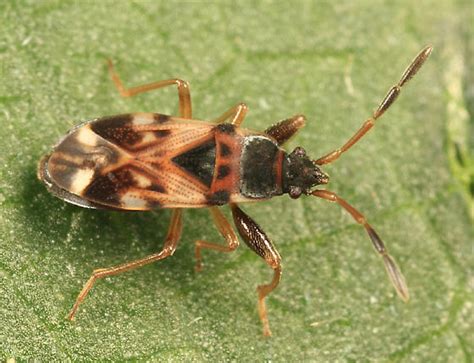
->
[135,127,214,157]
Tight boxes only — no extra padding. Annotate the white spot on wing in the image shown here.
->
[140,132,157,143]
[133,113,155,125]
[133,173,152,188]
[70,169,95,194]
[121,192,148,209]
[75,126,100,146]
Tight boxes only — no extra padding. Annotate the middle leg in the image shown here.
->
[107,60,192,118]
[194,207,240,272]
[211,102,248,126]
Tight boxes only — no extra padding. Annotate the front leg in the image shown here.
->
[230,204,282,337]
[264,115,306,146]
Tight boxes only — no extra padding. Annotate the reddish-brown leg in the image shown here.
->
[315,46,432,165]
[230,204,282,337]
[107,60,192,119]
[67,209,183,321]
[211,103,248,126]
[311,190,409,301]
[264,114,306,146]
[194,207,239,272]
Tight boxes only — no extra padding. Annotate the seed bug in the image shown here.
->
[38,46,432,336]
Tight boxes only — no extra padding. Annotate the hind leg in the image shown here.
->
[68,210,183,320]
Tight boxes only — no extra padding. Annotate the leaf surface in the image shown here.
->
[0,1,472,361]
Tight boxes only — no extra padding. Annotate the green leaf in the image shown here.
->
[1,1,472,361]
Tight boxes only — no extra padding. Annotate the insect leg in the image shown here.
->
[315,46,432,165]
[194,207,239,272]
[211,103,248,126]
[264,115,306,146]
[107,60,192,118]
[230,204,282,337]
[311,189,409,302]
[67,209,183,321]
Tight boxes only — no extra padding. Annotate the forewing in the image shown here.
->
[46,113,217,210]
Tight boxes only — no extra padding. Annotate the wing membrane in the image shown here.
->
[79,113,217,210]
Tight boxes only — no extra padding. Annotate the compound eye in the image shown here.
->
[293,147,306,157]
[289,186,302,199]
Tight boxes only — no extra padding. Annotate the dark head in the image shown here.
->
[282,147,329,198]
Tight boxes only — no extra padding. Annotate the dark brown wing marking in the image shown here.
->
[91,113,177,152]
[171,138,216,187]
[90,114,139,147]
[46,124,127,197]
[83,165,166,209]
[47,113,239,209]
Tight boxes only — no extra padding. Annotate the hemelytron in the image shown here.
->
[38,46,432,336]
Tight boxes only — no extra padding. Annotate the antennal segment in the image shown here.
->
[312,189,409,301]
[315,45,432,166]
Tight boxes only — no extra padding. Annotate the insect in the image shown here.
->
[38,46,432,336]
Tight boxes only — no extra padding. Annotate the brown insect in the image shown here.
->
[38,46,432,336]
